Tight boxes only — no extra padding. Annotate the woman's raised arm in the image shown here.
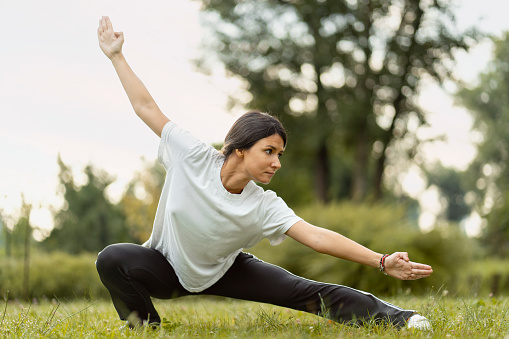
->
[286,220,433,281]
[97,16,169,137]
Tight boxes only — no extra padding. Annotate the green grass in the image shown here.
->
[1,293,509,338]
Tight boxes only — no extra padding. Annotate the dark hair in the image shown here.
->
[221,111,287,159]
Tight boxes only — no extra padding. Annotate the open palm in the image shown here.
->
[97,16,124,59]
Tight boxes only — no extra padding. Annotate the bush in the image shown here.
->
[0,251,108,300]
[0,202,494,300]
[456,258,509,297]
[248,201,478,296]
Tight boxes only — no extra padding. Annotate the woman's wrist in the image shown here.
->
[379,254,389,275]
[110,52,125,63]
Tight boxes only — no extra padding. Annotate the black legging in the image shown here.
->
[96,243,414,327]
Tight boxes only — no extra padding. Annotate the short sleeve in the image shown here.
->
[260,191,302,246]
[158,121,203,169]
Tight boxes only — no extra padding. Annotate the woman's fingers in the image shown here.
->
[404,266,433,280]
[98,18,106,38]
[98,16,112,36]
[105,16,114,31]
[390,259,433,280]
[411,262,432,270]
[413,270,432,278]
[100,17,106,31]
[410,263,433,276]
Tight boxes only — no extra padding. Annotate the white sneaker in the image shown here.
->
[407,314,432,331]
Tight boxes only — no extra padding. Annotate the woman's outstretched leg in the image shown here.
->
[96,243,189,325]
[204,253,414,328]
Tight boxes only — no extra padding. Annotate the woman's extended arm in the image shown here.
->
[285,220,433,280]
[97,16,169,137]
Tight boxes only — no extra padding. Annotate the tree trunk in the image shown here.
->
[351,127,369,202]
[314,143,330,203]
[373,146,386,201]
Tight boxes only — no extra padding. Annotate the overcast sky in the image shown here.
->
[1,0,508,235]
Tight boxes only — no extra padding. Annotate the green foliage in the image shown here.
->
[0,199,35,260]
[200,0,481,202]
[248,202,476,295]
[0,211,500,302]
[424,164,470,222]
[0,215,7,256]
[120,160,165,243]
[460,258,509,296]
[482,191,509,257]
[2,214,33,258]
[0,250,107,300]
[262,162,315,207]
[42,157,134,254]
[457,33,509,257]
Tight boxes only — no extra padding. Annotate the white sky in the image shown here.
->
[1,0,508,234]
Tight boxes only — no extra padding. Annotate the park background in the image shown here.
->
[2,0,509,301]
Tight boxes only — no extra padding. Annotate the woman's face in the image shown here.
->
[239,133,285,184]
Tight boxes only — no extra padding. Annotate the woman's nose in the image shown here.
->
[272,156,281,169]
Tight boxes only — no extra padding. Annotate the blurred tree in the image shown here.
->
[199,0,479,203]
[424,164,470,222]
[120,160,165,243]
[457,33,509,256]
[0,211,11,257]
[42,156,133,254]
[2,198,35,298]
[2,210,30,258]
[482,192,509,257]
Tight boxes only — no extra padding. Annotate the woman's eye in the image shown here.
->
[265,149,272,154]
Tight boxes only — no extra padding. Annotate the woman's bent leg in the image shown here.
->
[96,243,189,325]
[204,253,414,328]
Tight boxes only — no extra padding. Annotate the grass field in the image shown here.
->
[1,293,509,338]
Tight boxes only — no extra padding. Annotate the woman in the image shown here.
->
[95,16,433,330]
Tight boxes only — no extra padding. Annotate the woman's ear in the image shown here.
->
[235,149,244,158]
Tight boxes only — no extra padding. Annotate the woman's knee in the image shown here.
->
[96,243,131,277]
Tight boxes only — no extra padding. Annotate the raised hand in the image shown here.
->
[384,252,433,280]
[97,16,124,59]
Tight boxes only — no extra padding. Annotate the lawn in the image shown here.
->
[1,293,509,338]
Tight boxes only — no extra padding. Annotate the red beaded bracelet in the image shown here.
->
[379,254,389,275]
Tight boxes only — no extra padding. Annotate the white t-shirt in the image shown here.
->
[143,121,302,292]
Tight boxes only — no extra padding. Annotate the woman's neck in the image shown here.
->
[220,157,249,194]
